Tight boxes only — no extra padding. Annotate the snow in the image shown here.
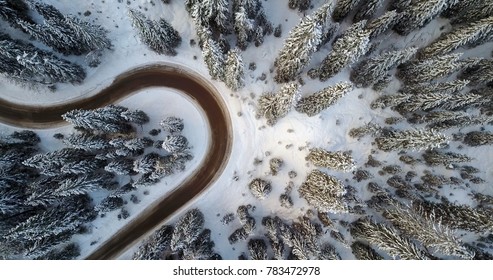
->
[1,0,493,260]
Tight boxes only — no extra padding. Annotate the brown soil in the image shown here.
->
[0,64,232,259]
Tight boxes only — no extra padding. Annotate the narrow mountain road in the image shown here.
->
[0,64,232,259]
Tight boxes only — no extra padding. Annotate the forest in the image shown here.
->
[1,0,493,260]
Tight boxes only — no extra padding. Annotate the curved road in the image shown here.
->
[0,64,232,259]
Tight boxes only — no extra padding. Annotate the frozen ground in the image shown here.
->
[1,0,492,260]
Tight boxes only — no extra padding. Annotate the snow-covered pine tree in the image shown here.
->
[248,239,268,260]
[350,47,417,88]
[0,0,32,25]
[104,158,135,175]
[54,175,111,197]
[401,80,469,97]
[133,153,160,174]
[295,82,353,117]
[128,9,180,56]
[170,208,205,252]
[21,1,111,56]
[62,106,133,134]
[422,150,472,166]
[353,0,384,23]
[160,116,184,134]
[393,0,451,36]
[318,20,371,81]
[298,170,348,213]
[182,228,217,260]
[413,200,493,233]
[162,135,189,154]
[332,0,364,22]
[458,58,493,86]
[351,241,384,260]
[133,225,173,260]
[64,133,110,151]
[234,6,254,50]
[350,218,430,260]
[0,35,86,86]
[274,2,335,83]
[420,16,493,58]
[375,129,449,151]
[288,0,311,12]
[257,82,300,125]
[397,53,465,84]
[306,148,355,172]
[248,178,272,200]
[371,92,410,109]
[383,202,472,259]
[224,48,245,91]
[365,10,401,39]
[463,131,493,146]
[202,37,225,80]
[120,109,150,125]
[445,0,493,25]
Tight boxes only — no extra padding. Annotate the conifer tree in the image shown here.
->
[298,170,347,213]
[376,129,449,151]
[234,6,254,50]
[445,1,493,25]
[393,0,451,36]
[274,2,335,83]
[400,80,469,97]
[295,82,353,116]
[248,239,268,260]
[420,16,493,58]
[170,209,205,252]
[351,47,417,88]
[365,10,401,39]
[160,117,184,134]
[128,9,181,56]
[458,59,493,86]
[306,148,355,172]
[422,150,472,167]
[353,0,384,22]
[351,218,430,260]
[318,21,371,81]
[248,178,272,200]
[202,38,225,80]
[397,53,465,84]
[20,1,111,56]
[463,131,493,146]
[332,0,364,22]
[224,48,245,91]
[384,202,472,259]
[0,0,32,25]
[351,241,384,260]
[257,82,300,125]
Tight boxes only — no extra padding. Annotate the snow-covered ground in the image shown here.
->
[1,0,492,260]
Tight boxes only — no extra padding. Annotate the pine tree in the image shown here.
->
[384,202,472,259]
[463,131,493,146]
[420,16,493,58]
[298,170,348,213]
[182,229,216,260]
[393,0,451,36]
[21,1,111,56]
[397,53,465,84]
[64,133,110,151]
[422,150,472,166]
[353,0,384,22]
[351,241,384,260]
[133,225,173,260]
[170,209,205,252]
[248,239,268,260]
[332,0,364,22]
[62,106,133,134]
[104,158,135,175]
[400,80,469,96]
[0,0,32,25]
[413,200,493,233]
[445,1,493,25]
[376,129,449,151]
[234,6,254,50]
[202,38,225,80]
[160,116,184,134]
[162,135,189,154]
[248,178,272,199]
[458,59,493,86]
[365,10,401,39]
[318,21,371,81]
[351,218,430,260]
[54,175,111,197]
[306,148,355,172]
[274,2,335,83]
[351,47,417,87]
[295,82,353,116]
[128,9,181,56]
[224,48,245,91]
[257,82,300,125]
